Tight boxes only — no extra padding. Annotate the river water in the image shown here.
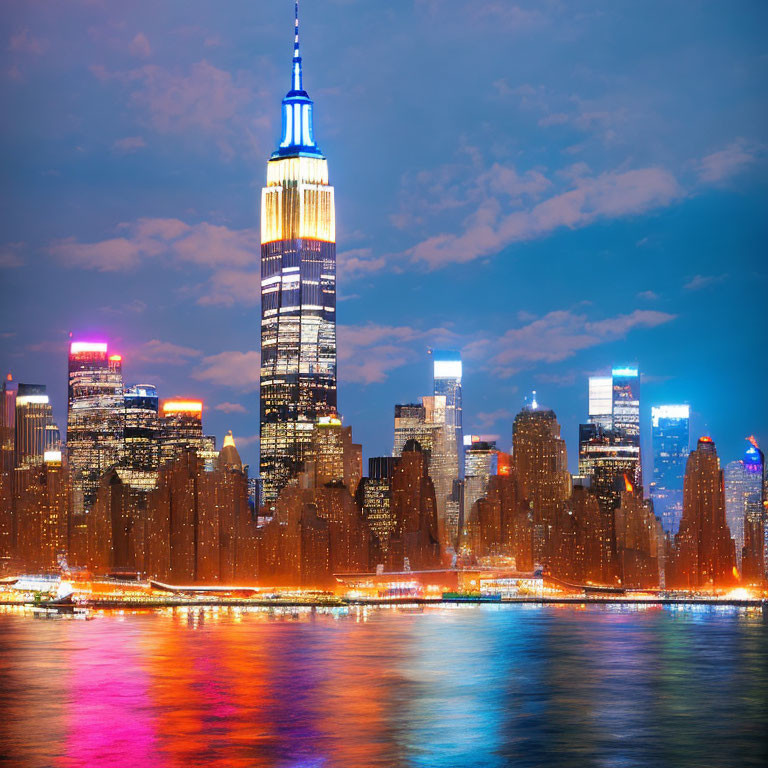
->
[0,604,765,768]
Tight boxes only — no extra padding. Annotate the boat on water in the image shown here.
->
[32,592,93,620]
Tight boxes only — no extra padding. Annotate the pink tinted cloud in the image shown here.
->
[193,350,261,392]
[696,140,757,183]
[112,136,146,153]
[408,166,682,268]
[129,33,151,59]
[215,402,247,414]
[132,339,201,366]
[9,29,47,55]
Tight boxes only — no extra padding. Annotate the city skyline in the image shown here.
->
[2,1,766,476]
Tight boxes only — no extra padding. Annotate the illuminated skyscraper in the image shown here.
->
[0,374,16,478]
[464,437,499,514]
[669,436,736,589]
[67,341,124,515]
[611,367,640,445]
[724,438,764,576]
[15,384,58,468]
[512,398,571,563]
[579,367,642,489]
[588,376,613,431]
[260,2,337,503]
[650,404,690,534]
[159,400,214,465]
[121,385,160,491]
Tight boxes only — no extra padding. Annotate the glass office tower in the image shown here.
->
[67,341,124,515]
[260,2,337,503]
[650,404,690,534]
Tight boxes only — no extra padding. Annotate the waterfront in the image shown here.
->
[0,605,766,768]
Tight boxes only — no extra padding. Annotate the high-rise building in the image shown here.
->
[669,436,736,589]
[725,438,764,578]
[15,384,58,468]
[357,456,398,557]
[579,367,642,490]
[393,403,432,457]
[121,384,160,491]
[0,374,16,478]
[159,400,214,465]
[588,376,613,431]
[431,351,463,545]
[259,3,337,503]
[650,405,690,535]
[305,414,361,492]
[611,367,640,445]
[67,341,124,515]
[464,437,499,514]
[512,398,571,563]
[13,450,69,570]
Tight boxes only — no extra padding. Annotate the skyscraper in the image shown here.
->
[159,400,213,464]
[121,384,160,490]
[0,374,16,478]
[724,438,765,577]
[650,404,690,534]
[611,367,641,445]
[512,398,571,563]
[588,376,613,431]
[579,367,642,489]
[260,2,337,503]
[15,384,57,468]
[67,341,124,515]
[464,437,499,514]
[669,436,736,589]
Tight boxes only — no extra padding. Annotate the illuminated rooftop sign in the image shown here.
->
[70,342,108,355]
[612,367,639,378]
[109,354,122,362]
[162,400,203,414]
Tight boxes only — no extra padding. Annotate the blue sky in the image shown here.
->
[1,0,766,478]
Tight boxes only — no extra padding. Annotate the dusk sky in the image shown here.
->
[1,0,766,477]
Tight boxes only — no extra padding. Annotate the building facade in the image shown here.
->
[67,341,124,516]
[650,405,690,535]
[260,4,337,503]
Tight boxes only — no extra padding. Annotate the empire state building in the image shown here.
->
[259,2,337,503]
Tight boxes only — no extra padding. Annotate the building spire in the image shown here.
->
[273,0,322,158]
[292,0,303,93]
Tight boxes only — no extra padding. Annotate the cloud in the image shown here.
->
[683,274,728,292]
[470,309,676,378]
[131,339,201,366]
[408,166,682,269]
[338,323,460,385]
[231,433,260,448]
[129,32,151,58]
[90,59,263,157]
[697,140,757,183]
[198,269,261,306]
[471,409,512,431]
[8,30,47,55]
[112,136,146,153]
[337,248,389,280]
[0,243,25,268]
[637,290,659,301]
[193,350,261,392]
[215,402,247,414]
[50,218,258,274]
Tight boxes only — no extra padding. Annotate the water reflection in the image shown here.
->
[0,605,765,768]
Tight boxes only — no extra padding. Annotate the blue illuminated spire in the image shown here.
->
[272,0,323,159]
